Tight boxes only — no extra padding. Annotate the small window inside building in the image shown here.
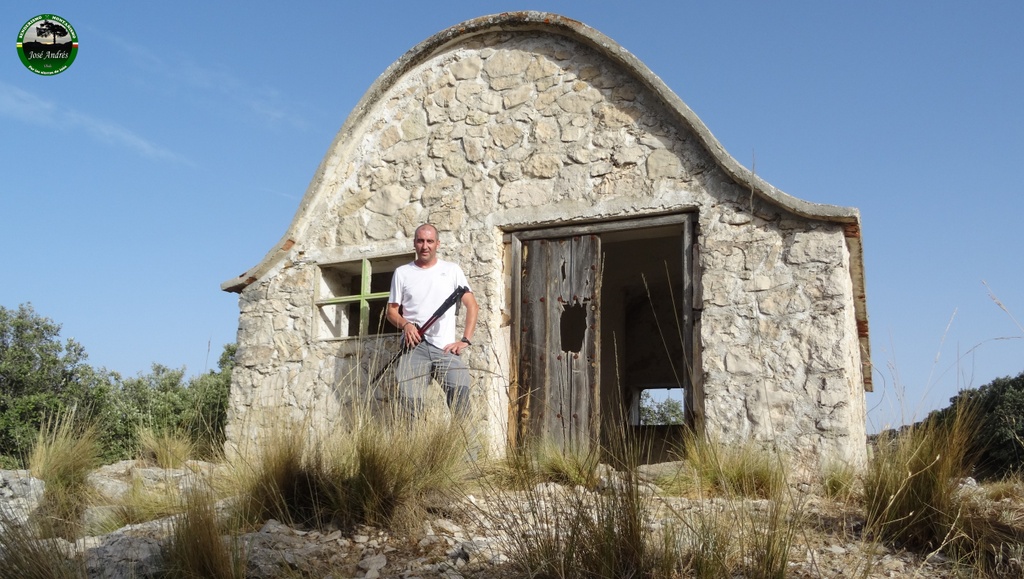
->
[634,388,685,426]
[315,255,409,340]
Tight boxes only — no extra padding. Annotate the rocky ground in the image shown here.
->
[2,462,1021,578]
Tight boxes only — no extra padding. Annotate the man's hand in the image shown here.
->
[402,322,421,348]
[443,340,469,355]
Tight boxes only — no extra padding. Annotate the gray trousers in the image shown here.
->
[395,341,470,418]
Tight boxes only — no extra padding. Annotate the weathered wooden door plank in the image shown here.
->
[520,235,601,452]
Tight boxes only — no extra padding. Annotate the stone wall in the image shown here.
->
[225,19,867,469]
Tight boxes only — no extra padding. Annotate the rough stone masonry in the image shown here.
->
[221,13,870,471]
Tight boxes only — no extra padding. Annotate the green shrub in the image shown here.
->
[943,371,1024,479]
[1,303,234,465]
[0,304,96,461]
[639,390,685,425]
[1,393,63,465]
[91,345,234,463]
[181,346,234,458]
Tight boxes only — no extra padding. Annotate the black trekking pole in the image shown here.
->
[371,285,468,385]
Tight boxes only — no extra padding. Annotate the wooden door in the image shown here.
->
[518,235,601,452]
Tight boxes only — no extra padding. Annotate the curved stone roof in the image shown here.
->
[221,11,870,388]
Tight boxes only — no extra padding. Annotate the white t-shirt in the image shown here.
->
[388,259,471,348]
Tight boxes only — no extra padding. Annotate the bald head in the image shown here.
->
[413,223,440,267]
[414,223,439,239]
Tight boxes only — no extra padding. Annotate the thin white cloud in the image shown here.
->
[255,186,301,202]
[0,82,57,122]
[108,36,310,130]
[0,81,186,162]
[63,110,188,162]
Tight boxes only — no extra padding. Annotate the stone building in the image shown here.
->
[221,12,871,468]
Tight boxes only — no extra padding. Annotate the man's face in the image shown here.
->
[414,227,439,264]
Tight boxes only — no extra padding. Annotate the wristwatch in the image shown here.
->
[460,337,472,345]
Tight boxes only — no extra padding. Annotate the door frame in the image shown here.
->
[505,212,703,449]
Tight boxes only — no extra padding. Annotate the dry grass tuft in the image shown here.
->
[137,427,195,469]
[0,510,87,579]
[496,437,688,578]
[161,489,245,579]
[325,408,472,530]
[483,439,600,490]
[28,409,101,540]
[864,398,1024,574]
[101,477,184,533]
[676,504,734,579]
[230,404,472,533]
[230,422,318,529]
[656,433,787,500]
[822,459,860,503]
[864,405,974,552]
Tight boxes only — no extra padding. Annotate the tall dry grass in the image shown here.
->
[230,403,473,533]
[484,439,601,490]
[2,414,92,572]
[28,409,101,539]
[488,432,802,578]
[864,396,1024,574]
[335,410,471,528]
[738,497,800,579]
[821,459,860,503]
[0,511,87,579]
[664,434,798,578]
[656,432,787,500]
[676,504,733,579]
[101,476,184,534]
[160,489,245,579]
[137,427,195,469]
[493,434,688,579]
[230,421,321,529]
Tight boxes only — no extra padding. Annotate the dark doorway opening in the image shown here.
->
[510,213,701,460]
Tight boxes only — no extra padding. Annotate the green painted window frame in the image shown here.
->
[315,256,405,339]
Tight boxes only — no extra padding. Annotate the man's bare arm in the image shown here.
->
[387,302,421,347]
[461,291,479,342]
[444,290,478,355]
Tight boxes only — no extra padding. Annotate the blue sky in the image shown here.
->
[2,1,1021,432]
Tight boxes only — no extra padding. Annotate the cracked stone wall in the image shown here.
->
[226,29,867,469]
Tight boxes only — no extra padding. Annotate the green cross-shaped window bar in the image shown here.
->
[315,259,389,337]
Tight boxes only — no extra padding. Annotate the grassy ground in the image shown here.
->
[4,400,1024,578]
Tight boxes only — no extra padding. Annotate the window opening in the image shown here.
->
[634,388,685,425]
[315,255,407,340]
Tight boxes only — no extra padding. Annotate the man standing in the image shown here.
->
[386,224,478,418]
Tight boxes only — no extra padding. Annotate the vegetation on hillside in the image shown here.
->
[934,371,1024,479]
[3,301,1024,576]
[0,303,233,468]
